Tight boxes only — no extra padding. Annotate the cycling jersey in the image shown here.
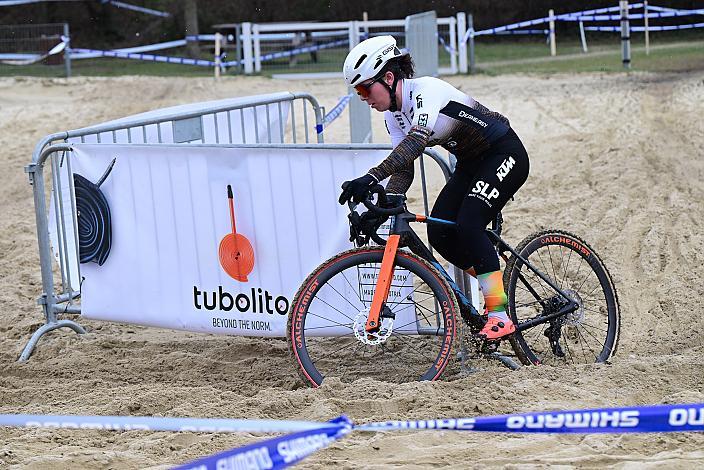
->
[368,76,511,194]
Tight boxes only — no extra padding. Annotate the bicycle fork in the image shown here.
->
[366,234,401,333]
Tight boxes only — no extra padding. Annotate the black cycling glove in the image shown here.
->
[381,193,406,209]
[338,174,377,205]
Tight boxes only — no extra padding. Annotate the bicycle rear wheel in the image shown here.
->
[288,247,458,387]
[504,230,620,365]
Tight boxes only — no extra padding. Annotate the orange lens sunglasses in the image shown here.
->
[354,76,381,98]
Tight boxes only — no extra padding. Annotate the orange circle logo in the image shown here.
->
[218,185,255,282]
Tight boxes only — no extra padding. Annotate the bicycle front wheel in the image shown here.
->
[288,247,458,387]
[504,230,620,366]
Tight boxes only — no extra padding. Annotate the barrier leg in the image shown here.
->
[19,318,86,362]
[23,158,86,363]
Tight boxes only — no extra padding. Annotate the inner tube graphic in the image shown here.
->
[74,159,115,266]
[218,185,255,282]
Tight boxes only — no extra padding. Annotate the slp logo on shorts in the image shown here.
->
[418,113,428,127]
[496,156,516,182]
[471,180,500,200]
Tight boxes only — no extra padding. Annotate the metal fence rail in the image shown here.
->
[0,22,64,55]
[235,15,460,76]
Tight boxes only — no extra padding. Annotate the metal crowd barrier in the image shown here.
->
[21,92,463,362]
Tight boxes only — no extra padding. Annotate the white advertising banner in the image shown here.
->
[70,144,396,337]
[52,94,292,291]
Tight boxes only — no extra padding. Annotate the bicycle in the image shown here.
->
[287,186,620,387]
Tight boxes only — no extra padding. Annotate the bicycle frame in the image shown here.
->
[364,209,580,336]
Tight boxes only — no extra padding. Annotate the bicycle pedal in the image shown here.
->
[479,339,500,353]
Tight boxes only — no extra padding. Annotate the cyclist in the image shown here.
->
[338,35,529,341]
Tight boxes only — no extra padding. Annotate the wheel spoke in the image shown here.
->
[324,271,367,313]
[292,249,454,385]
[507,236,618,366]
[561,247,573,291]
[573,326,601,361]
[303,310,354,330]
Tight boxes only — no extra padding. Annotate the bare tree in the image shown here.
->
[184,0,200,58]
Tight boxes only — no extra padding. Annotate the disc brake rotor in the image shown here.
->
[353,311,393,345]
[561,289,585,326]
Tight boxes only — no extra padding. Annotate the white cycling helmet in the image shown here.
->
[343,35,403,87]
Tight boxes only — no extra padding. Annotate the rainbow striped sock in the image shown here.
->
[477,270,509,322]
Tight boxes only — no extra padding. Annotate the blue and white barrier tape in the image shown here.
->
[5,34,232,68]
[70,35,227,61]
[0,39,65,65]
[495,29,549,36]
[465,2,646,42]
[357,403,704,434]
[186,34,226,42]
[0,414,343,433]
[586,22,704,32]
[101,0,170,18]
[173,416,352,470]
[69,48,219,67]
[258,38,349,63]
[437,35,455,54]
[471,17,554,39]
[256,30,349,42]
[0,0,51,5]
[2,404,703,469]
[323,95,352,127]
[564,10,704,22]
[647,5,704,15]
[69,39,188,59]
[559,2,645,19]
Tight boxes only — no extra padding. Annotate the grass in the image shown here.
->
[0,33,702,78]
[474,37,704,74]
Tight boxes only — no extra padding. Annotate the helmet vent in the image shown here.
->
[374,58,383,69]
[351,73,361,84]
[354,54,367,69]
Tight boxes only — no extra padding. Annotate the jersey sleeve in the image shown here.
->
[410,82,443,131]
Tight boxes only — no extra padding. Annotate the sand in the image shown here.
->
[0,71,703,468]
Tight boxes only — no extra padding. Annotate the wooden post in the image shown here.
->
[449,16,457,74]
[457,12,468,73]
[620,0,631,69]
[253,24,261,73]
[242,22,253,74]
[348,20,360,49]
[549,9,556,56]
[579,20,588,53]
[644,0,650,56]
[214,32,221,78]
[63,23,71,78]
[468,13,475,74]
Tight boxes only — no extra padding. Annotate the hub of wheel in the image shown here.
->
[353,311,393,345]
[561,289,585,326]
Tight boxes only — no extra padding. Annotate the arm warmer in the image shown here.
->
[367,126,431,195]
